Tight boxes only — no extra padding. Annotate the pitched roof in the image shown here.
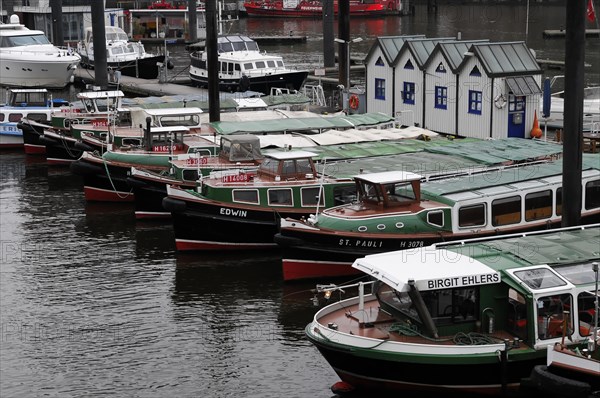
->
[464,42,542,77]
[424,40,490,73]
[398,37,456,69]
[365,35,425,65]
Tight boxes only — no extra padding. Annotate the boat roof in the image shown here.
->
[141,107,203,116]
[222,134,261,143]
[354,170,422,184]
[210,113,394,135]
[77,91,125,99]
[265,150,317,160]
[8,88,48,93]
[353,225,600,293]
[149,126,190,133]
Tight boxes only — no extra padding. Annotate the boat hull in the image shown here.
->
[0,52,79,88]
[189,68,308,94]
[70,156,135,202]
[275,214,600,281]
[80,54,167,80]
[127,176,176,219]
[306,324,544,395]
[20,120,49,155]
[244,2,397,18]
[0,129,23,148]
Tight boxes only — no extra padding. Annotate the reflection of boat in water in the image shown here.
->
[306,225,600,395]
[0,15,80,88]
[244,0,400,18]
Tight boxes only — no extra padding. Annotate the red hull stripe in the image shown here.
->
[282,258,358,281]
[84,186,135,202]
[175,239,277,251]
[135,211,171,219]
[24,144,46,155]
[0,143,24,148]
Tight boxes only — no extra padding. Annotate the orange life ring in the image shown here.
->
[349,94,359,110]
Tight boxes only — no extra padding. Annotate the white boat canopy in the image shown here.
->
[352,247,501,293]
[353,170,422,184]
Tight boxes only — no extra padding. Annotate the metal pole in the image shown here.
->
[593,262,598,352]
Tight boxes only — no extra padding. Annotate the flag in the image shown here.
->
[588,0,596,23]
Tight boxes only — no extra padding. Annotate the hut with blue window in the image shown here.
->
[455,41,542,139]
[363,35,424,117]
[392,37,455,127]
[421,40,489,135]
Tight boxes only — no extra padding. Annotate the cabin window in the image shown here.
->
[492,195,521,226]
[220,62,227,73]
[300,187,324,207]
[258,157,279,175]
[220,42,234,52]
[468,90,482,115]
[374,78,385,100]
[376,281,479,327]
[427,210,444,227]
[243,62,253,70]
[525,190,552,221]
[198,60,206,69]
[122,138,141,146]
[536,293,573,340]
[458,203,486,227]
[267,60,276,68]
[507,289,528,340]
[360,181,383,203]
[577,291,597,336]
[232,189,259,204]
[158,114,200,127]
[403,82,415,104]
[8,113,23,122]
[384,182,416,204]
[585,180,600,209]
[281,159,313,178]
[276,60,284,67]
[435,86,447,110]
[26,113,48,123]
[255,61,266,69]
[267,188,293,206]
[555,187,563,216]
[182,170,200,182]
[333,185,357,205]
[235,64,241,72]
[228,63,235,74]
[0,114,4,121]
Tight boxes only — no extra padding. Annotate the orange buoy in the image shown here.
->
[530,110,543,139]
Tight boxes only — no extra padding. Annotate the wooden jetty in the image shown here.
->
[543,29,600,38]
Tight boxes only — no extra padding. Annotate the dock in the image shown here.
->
[536,58,593,70]
[542,29,600,38]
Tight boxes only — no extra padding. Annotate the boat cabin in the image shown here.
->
[142,126,189,153]
[1,88,68,124]
[77,90,125,114]
[129,107,203,132]
[350,226,599,348]
[354,171,421,208]
[256,151,318,181]
[219,135,263,162]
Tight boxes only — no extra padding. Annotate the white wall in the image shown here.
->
[365,46,395,116]
[424,52,456,134]
[393,51,423,127]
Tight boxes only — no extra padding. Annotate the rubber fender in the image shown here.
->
[528,365,591,398]
[74,141,95,152]
[162,196,186,213]
[69,159,104,176]
[167,60,174,69]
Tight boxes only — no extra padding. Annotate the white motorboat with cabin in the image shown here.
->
[0,15,80,88]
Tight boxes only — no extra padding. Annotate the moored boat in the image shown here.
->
[305,224,600,395]
[0,15,80,88]
[1,89,69,149]
[243,0,400,18]
[275,153,600,281]
[189,35,309,93]
[77,26,171,79]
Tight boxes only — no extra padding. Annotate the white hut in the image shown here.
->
[392,37,455,127]
[422,40,489,135]
[364,35,424,117]
[455,42,542,139]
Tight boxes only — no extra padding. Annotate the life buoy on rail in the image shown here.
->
[349,94,359,110]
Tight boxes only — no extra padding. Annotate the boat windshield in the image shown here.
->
[1,34,51,47]
[107,32,129,42]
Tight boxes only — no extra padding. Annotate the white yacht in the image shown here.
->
[0,15,80,88]
[77,26,171,80]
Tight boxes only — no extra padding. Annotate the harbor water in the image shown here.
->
[1,3,599,397]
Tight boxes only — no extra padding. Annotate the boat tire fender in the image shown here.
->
[527,365,591,397]
[74,142,95,152]
[162,197,186,213]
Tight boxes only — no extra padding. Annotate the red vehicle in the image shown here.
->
[243,0,400,18]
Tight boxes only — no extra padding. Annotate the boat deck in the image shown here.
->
[318,299,526,348]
